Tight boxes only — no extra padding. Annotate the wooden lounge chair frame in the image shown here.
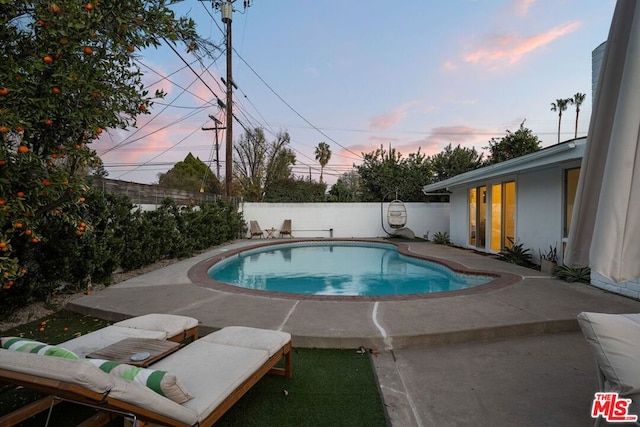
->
[279,219,293,238]
[0,340,292,427]
[0,314,199,426]
[249,220,264,239]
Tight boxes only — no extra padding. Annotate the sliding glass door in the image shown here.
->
[470,182,515,251]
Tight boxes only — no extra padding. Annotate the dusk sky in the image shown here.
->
[94,0,617,187]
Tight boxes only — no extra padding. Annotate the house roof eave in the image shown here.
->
[422,138,586,193]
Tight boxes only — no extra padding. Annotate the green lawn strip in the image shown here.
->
[0,311,112,423]
[216,348,388,427]
[1,312,388,426]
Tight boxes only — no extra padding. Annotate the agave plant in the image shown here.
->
[432,231,451,245]
[553,265,591,284]
[498,243,532,266]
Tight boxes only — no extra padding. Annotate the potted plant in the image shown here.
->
[539,244,558,274]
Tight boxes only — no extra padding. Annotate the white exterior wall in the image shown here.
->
[447,162,577,264]
[448,191,468,246]
[240,202,449,239]
[516,168,563,263]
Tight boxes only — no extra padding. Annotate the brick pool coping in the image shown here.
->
[188,239,522,302]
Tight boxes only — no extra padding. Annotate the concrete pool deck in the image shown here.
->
[68,239,640,426]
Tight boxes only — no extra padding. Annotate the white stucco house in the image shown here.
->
[421,138,586,265]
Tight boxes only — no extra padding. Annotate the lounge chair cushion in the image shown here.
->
[0,349,114,393]
[1,337,79,359]
[577,312,640,395]
[87,359,193,404]
[204,326,291,357]
[61,325,167,358]
[114,314,198,338]
[151,339,270,424]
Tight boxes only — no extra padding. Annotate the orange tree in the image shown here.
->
[0,1,214,295]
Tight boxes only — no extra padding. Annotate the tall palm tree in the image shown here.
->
[315,142,331,183]
[570,92,586,139]
[550,98,571,143]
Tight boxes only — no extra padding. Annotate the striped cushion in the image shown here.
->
[1,337,79,359]
[87,359,193,404]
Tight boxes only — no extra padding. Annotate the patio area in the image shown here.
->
[69,240,640,426]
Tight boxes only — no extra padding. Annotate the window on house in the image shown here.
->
[469,188,476,246]
[491,184,502,251]
[564,168,580,237]
[468,186,487,248]
[503,181,516,248]
[470,182,515,251]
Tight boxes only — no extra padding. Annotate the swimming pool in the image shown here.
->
[208,241,492,297]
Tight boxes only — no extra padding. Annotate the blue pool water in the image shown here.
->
[208,242,491,296]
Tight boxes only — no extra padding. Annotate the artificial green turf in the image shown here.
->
[0,311,388,427]
[216,348,388,427]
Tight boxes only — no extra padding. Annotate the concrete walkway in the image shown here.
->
[69,240,640,426]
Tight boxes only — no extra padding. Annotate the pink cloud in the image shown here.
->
[510,0,536,17]
[333,125,494,165]
[463,21,582,68]
[442,60,458,72]
[370,101,420,131]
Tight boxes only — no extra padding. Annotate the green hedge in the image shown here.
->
[0,189,245,319]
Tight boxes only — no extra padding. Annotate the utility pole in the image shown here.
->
[210,0,252,197]
[221,1,233,198]
[201,115,225,181]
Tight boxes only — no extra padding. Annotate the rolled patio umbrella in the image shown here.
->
[564,0,640,282]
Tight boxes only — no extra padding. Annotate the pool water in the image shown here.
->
[208,242,491,296]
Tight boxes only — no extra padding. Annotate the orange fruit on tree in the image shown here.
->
[127,45,135,53]
[18,145,28,153]
[83,47,93,55]
[31,238,40,243]
[49,3,61,14]
[52,87,61,94]
[0,160,5,166]
[85,3,93,11]
[0,242,6,249]
[0,126,8,133]
[15,125,24,132]
[25,229,32,236]
[0,199,5,204]
[139,104,147,112]
[79,197,86,203]
[37,19,46,27]
[16,192,24,198]
[44,119,53,125]
[14,222,23,228]
[80,222,86,228]
[43,55,53,64]
[0,87,8,96]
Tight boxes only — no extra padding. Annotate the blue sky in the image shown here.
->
[94,0,617,186]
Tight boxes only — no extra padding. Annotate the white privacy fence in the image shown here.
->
[239,202,450,239]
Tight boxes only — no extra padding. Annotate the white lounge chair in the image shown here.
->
[0,325,292,426]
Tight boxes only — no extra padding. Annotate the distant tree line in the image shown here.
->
[157,121,544,203]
